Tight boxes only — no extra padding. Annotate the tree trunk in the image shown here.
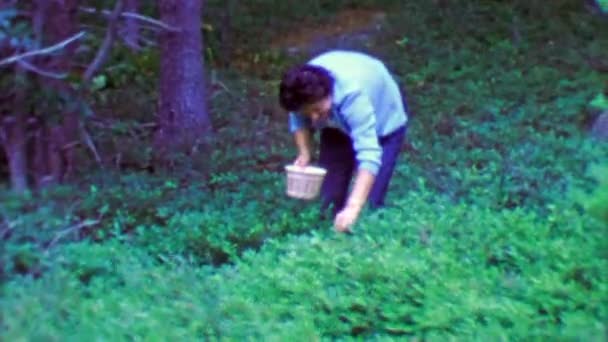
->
[154,0,211,169]
[2,115,28,193]
[7,68,29,193]
[35,0,80,184]
[31,123,49,187]
[31,0,80,186]
[50,0,80,183]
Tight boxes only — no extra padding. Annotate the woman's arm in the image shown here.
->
[293,128,313,166]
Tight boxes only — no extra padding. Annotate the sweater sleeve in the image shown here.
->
[288,111,311,133]
[339,90,382,175]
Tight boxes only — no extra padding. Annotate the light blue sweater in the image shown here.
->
[289,50,408,175]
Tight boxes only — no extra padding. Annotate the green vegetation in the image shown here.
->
[1,0,607,340]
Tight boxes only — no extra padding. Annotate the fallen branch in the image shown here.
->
[46,218,101,251]
[0,31,86,67]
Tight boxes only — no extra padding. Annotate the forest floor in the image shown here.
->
[269,7,388,55]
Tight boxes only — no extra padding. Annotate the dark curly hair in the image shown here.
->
[279,64,334,112]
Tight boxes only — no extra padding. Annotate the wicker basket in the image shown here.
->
[285,165,327,200]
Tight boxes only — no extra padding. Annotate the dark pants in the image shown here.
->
[318,125,407,216]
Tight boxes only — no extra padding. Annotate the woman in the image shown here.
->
[279,50,410,232]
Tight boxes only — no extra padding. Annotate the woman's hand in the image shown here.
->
[334,204,361,233]
[334,169,373,233]
[294,152,311,167]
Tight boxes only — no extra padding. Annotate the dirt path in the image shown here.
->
[269,8,388,57]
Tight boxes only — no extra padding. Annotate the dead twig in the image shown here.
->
[61,140,81,151]
[79,6,180,32]
[0,31,86,67]
[83,0,124,82]
[17,60,68,79]
[120,11,180,32]
[80,123,103,166]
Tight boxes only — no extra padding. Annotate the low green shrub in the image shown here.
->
[576,163,608,225]
[2,189,606,340]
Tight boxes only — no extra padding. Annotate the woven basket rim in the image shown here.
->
[285,164,327,176]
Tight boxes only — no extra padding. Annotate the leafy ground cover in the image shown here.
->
[1,0,607,340]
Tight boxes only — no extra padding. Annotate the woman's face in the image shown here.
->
[301,96,332,127]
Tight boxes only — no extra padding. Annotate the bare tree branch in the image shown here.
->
[121,11,180,32]
[83,0,124,82]
[120,21,162,33]
[79,6,180,32]
[17,60,68,79]
[0,31,86,67]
